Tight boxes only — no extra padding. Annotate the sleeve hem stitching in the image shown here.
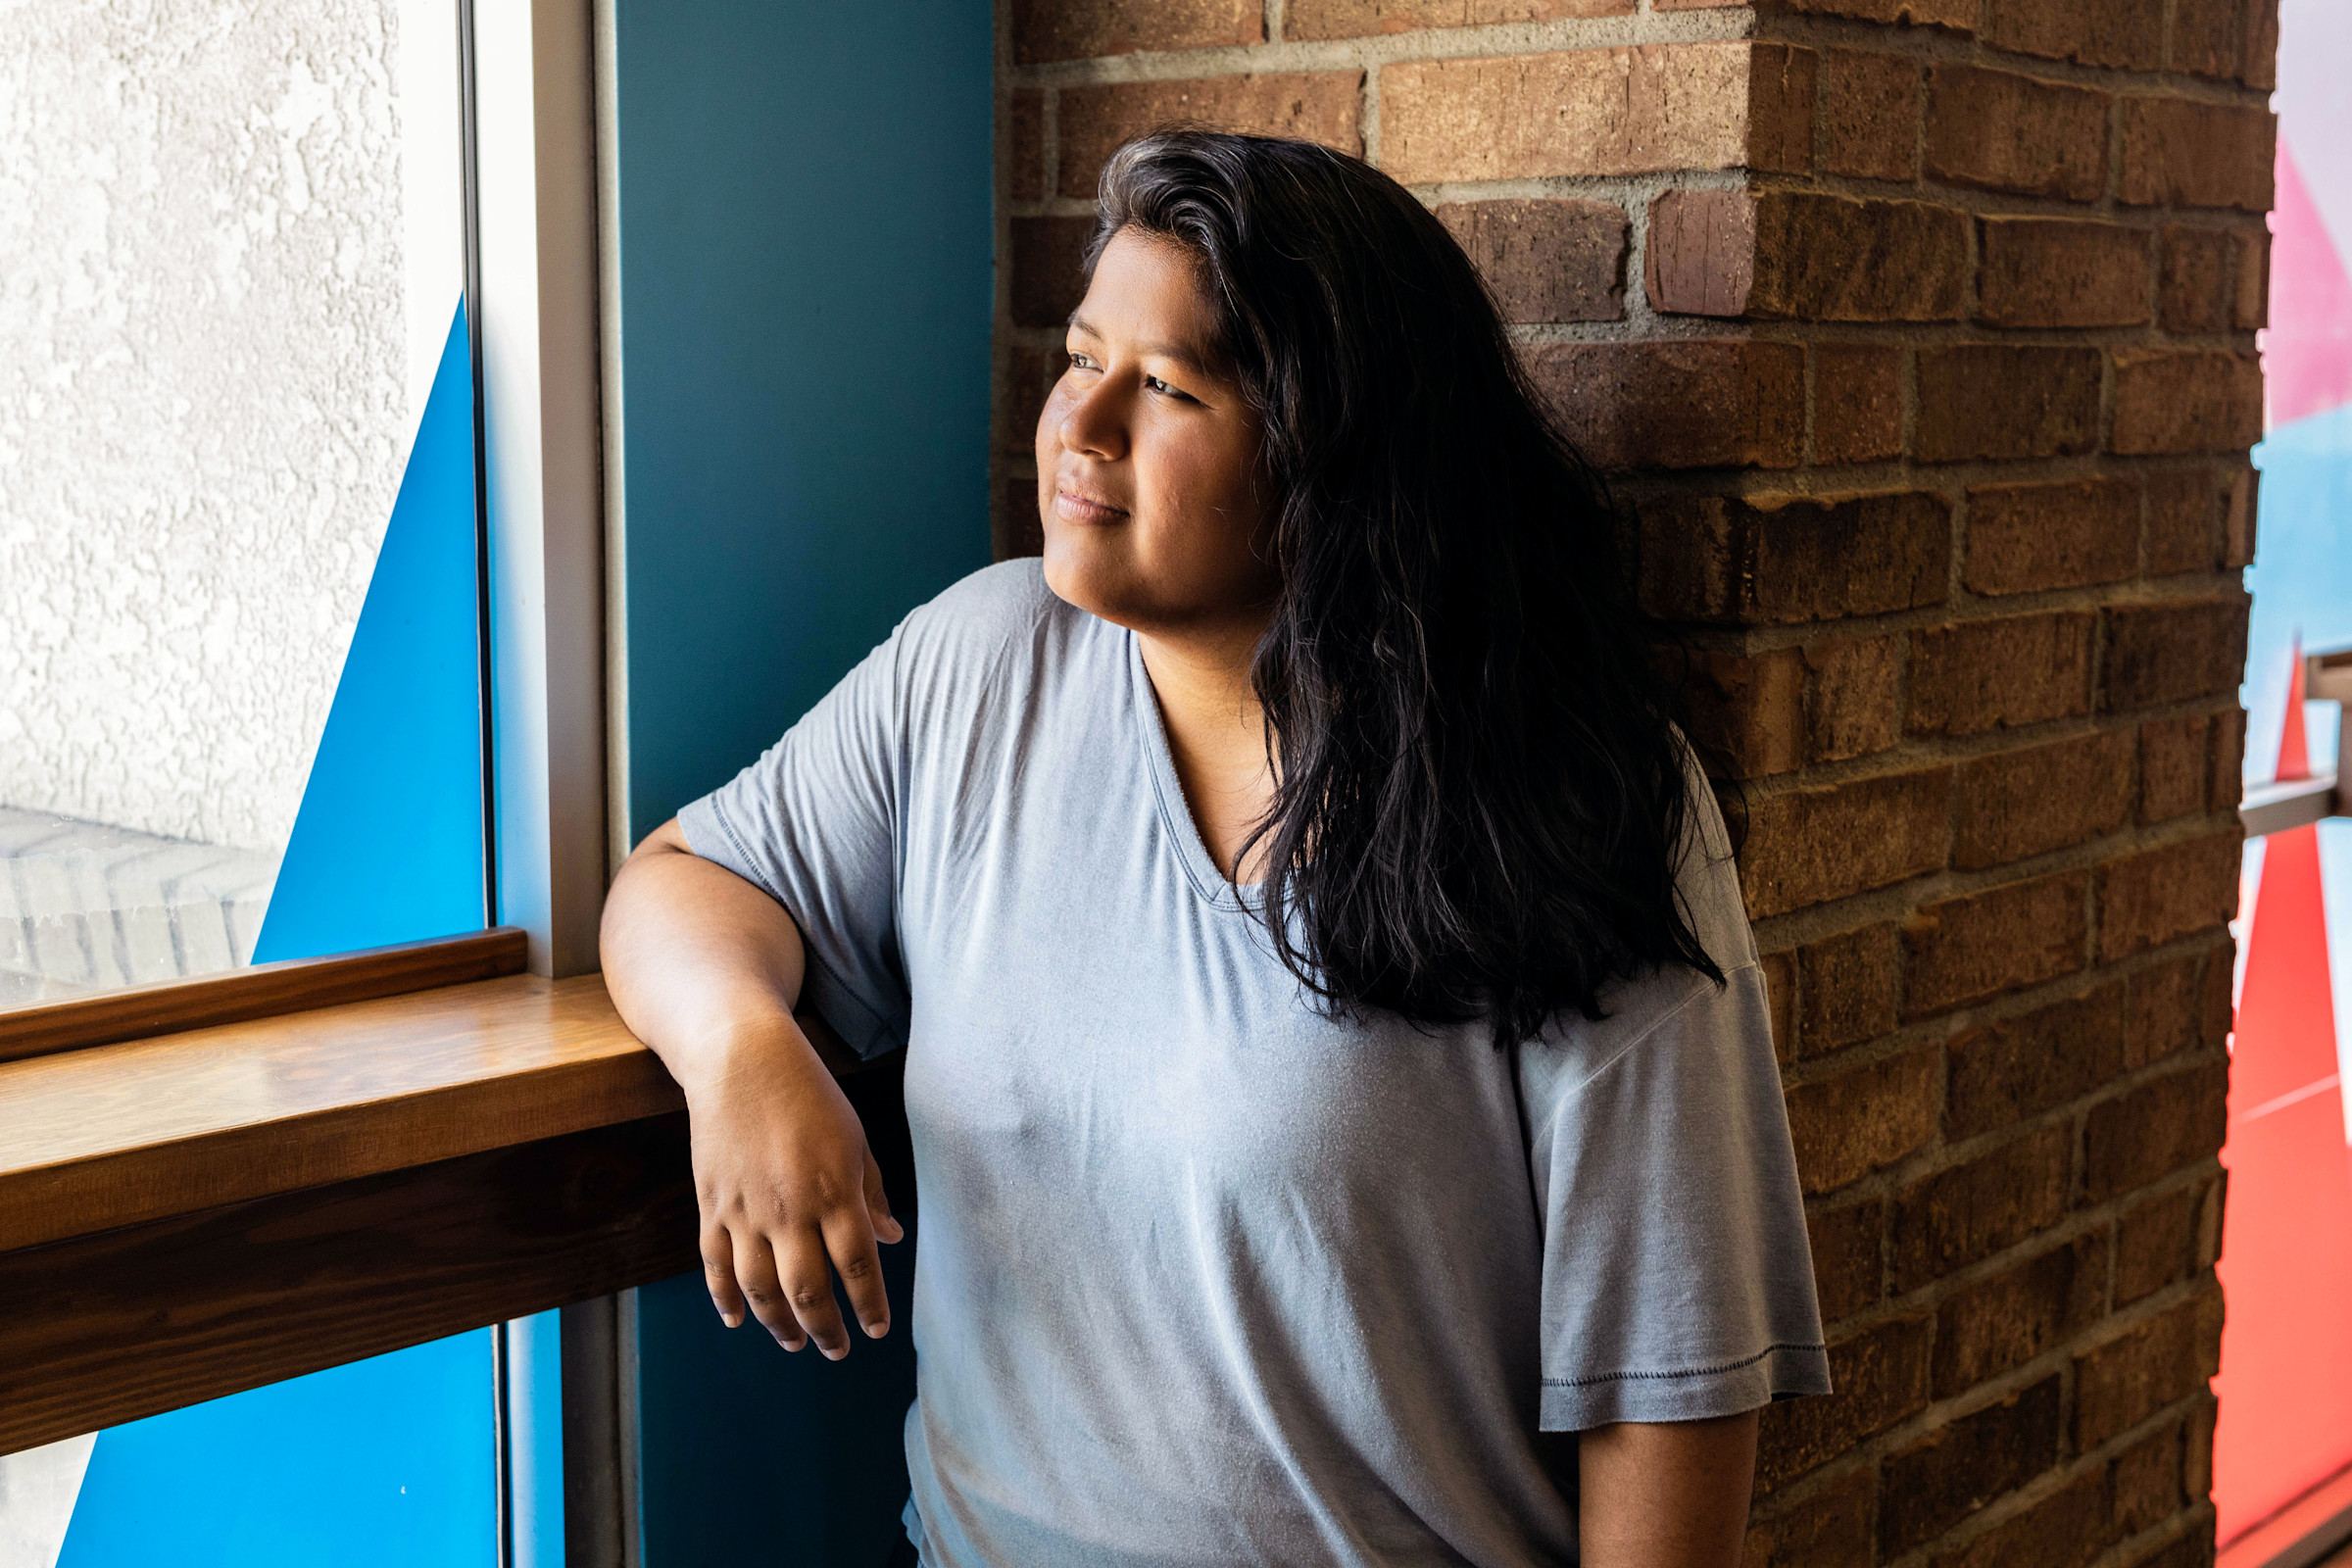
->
[1544,1342,1828,1389]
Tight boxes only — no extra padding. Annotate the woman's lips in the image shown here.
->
[1054,487,1129,523]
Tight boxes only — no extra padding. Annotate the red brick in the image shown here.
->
[2224,466,2258,567]
[2236,229,2270,328]
[2186,1394,2218,1507]
[1806,635,1903,764]
[1758,1316,1934,1489]
[1880,1377,2062,1554]
[2211,710,2247,813]
[2159,226,2234,335]
[1908,613,2096,738]
[2098,835,2240,961]
[1286,0,1632,38]
[1756,194,1971,322]
[2196,1170,2227,1266]
[1946,982,2129,1138]
[1011,0,1259,61]
[1916,346,2103,464]
[1799,922,1902,1057]
[1811,1200,1886,1322]
[1764,947,1798,1065]
[1650,191,1969,322]
[2112,351,2265,457]
[2128,952,2210,1068]
[2145,468,2224,577]
[1535,341,1804,471]
[1964,478,2138,597]
[1009,215,1096,329]
[1379,43,1813,184]
[2111,1420,2186,1534]
[1773,0,1972,26]
[1646,189,1752,318]
[2116,1186,2198,1304]
[1003,344,1064,458]
[2074,1294,2222,1448]
[1903,872,2088,1019]
[1932,1465,2107,1568]
[2120,100,2276,212]
[1822,49,1920,182]
[998,478,1045,561]
[2200,933,2236,1036]
[1923,66,2110,202]
[1890,1124,2073,1290]
[1742,770,1952,918]
[1813,345,1903,466]
[1685,649,1805,779]
[2082,1060,2229,1202]
[1983,0,2161,69]
[1006,90,1045,201]
[1933,1233,2108,1397]
[2139,715,2215,824]
[2128,1534,2212,1568]
[1641,491,1948,625]
[1057,74,1363,197]
[2172,0,2261,79]
[2103,601,2248,711]
[1438,199,1626,323]
[1744,1468,1874,1568]
[1978,220,2152,329]
[2245,0,2279,89]
[1953,732,2134,871]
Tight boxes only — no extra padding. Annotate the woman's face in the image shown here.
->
[1036,226,1278,643]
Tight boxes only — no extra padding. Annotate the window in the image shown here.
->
[0,0,486,1011]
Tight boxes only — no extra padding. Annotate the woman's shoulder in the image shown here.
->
[889,556,1108,710]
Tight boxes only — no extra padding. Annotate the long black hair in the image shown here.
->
[1087,129,1723,1047]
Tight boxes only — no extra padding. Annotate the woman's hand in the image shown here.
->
[600,817,905,1358]
[685,1019,905,1356]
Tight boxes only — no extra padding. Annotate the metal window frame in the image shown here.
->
[2239,648,2352,841]
[466,0,631,1561]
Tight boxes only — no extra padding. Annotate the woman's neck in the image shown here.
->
[1138,623,1275,884]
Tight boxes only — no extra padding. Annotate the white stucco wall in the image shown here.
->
[0,0,457,854]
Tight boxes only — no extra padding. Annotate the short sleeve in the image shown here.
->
[676,630,910,1061]
[1518,779,1831,1431]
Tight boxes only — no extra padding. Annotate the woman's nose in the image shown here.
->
[1059,378,1129,463]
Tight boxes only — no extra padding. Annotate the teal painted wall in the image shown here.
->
[610,1,992,1561]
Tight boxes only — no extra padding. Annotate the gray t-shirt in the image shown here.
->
[679,560,1829,1567]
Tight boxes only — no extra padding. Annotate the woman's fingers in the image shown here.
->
[776,1229,856,1358]
[702,1225,747,1329]
[734,1229,806,1350]
[823,1201,893,1340]
[864,1149,906,1246]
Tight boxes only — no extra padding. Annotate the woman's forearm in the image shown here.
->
[598,817,903,1357]
[600,817,813,1089]
[1577,1411,1759,1567]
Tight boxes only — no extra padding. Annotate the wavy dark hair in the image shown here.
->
[1087,129,1723,1046]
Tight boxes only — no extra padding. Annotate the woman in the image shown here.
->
[601,130,1827,1566]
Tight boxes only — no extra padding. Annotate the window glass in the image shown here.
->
[0,1,498,1560]
[0,0,476,1007]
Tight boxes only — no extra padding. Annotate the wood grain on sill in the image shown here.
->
[0,973,683,1253]
[0,925,531,1065]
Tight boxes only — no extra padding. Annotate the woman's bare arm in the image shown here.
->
[600,818,903,1359]
[1577,1411,1759,1567]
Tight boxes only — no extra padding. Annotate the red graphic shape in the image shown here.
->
[2215,646,2352,1544]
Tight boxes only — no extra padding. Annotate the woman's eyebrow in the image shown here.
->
[1067,313,1216,376]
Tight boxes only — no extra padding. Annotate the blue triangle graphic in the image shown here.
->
[252,302,485,962]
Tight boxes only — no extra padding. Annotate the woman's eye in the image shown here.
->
[1145,375,1191,401]
[1066,351,1097,370]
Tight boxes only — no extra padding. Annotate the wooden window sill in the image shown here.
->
[0,960,698,1454]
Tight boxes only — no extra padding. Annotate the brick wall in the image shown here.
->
[995,2,2274,1562]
